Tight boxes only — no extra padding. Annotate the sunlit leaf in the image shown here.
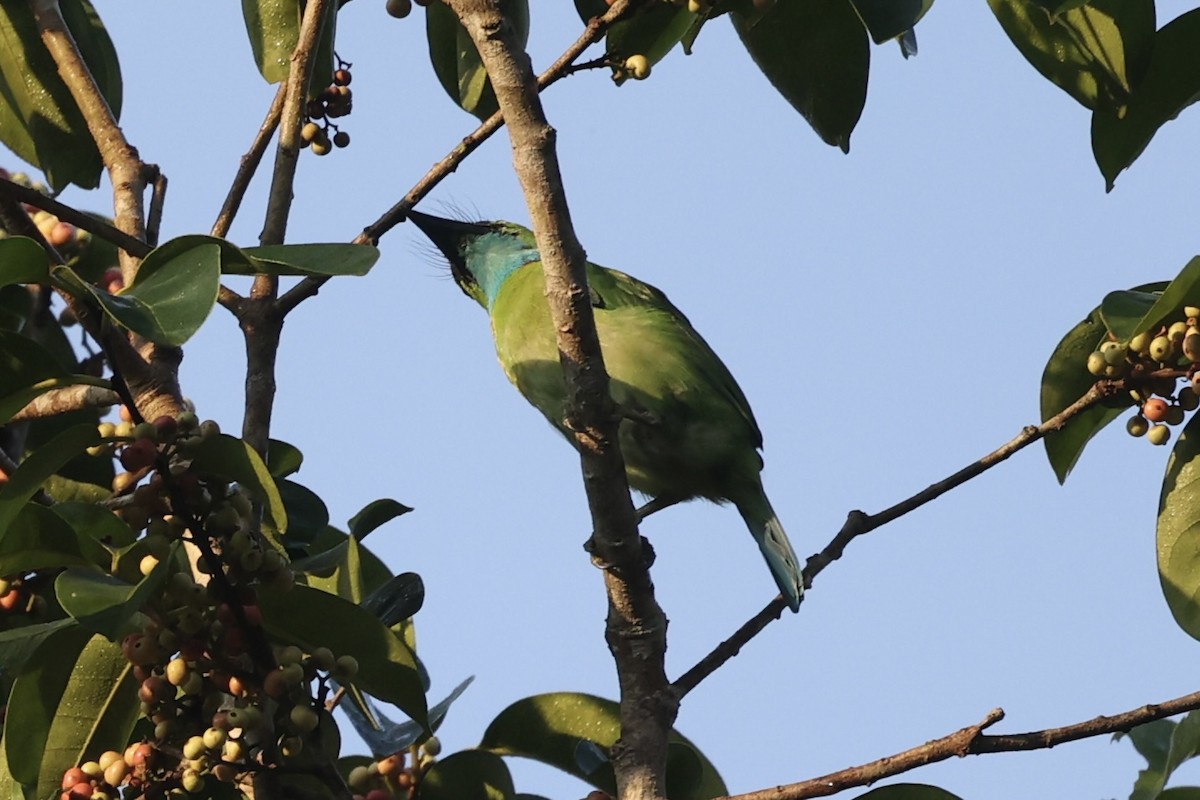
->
[0,619,77,675]
[479,692,725,800]
[242,243,380,277]
[0,0,121,190]
[421,750,513,800]
[988,0,1154,111]
[259,585,428,724]
[607,3,694,68]
[0,504,109,575]
[731,0,868,152]
[1093,8,1200,191]
[1159,414,1200,642]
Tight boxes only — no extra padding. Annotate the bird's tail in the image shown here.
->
[737,493,803,612]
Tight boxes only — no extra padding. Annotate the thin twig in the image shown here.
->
[0,178,150,258]
[144,164,166,248]
[214,83,287,241]
[724,688,1200,800]
[672,380,1121,697]
[275,0,649,316]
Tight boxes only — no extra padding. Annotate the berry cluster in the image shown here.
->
[385,0,433,20]
[302,62,354,157]
[347,737,442,800]
[1087,305,1200,446]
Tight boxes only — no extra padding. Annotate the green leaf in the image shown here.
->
[987,0,1155,111]
[3,622,92,794]
[362,572,424,627]
[1039,307,1125,482]
[1119,717,1175,764]
[1092,8,1200,191]
[848,0,934,44]
[33,634,137,798]
[0,423,99,536]
[258,585,428,724]
[1158,413,1200,642]
[0,237,49,285]
[731,0,868,152]
[294,526,395,600]
[278,479,329,542]
[52,238,222,347]
[0,618,78,675]
[421,750,514,800]
[426,0,530,120]
[55,558,170,639]
[349,498,413,540]
[854,785,964,800]
[1160,789,1200,800]
[1125,259,1200,339]
[606,3,695,68]
[267,438,304,478]
[1126,712,1200,800]
[242,0,335,90]
[189,433,287,534]
[241,243,381,277]
[0,504,109,575]
[55,501,138,549]
[0,0,122,190]
[479,692,726,800]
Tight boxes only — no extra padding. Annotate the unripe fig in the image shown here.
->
[1150,336,1174,362]
[290,704,319,733]
[1086,351,1107,376]
[1149,424,1171,445]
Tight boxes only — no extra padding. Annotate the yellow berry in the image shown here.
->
[1149,424,1171,446]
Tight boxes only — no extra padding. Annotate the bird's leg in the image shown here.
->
[583,494,681,569]
[635,494,683,521]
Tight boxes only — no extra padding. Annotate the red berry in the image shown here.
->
[1143,398,1170,422]
[62,768,88,789]
[0,589,23,612]
[120,438,157,472]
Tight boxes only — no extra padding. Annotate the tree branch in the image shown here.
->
[723,688,1200,800]
[10,384,119,422]
[445,3,669,800]
[673,380,1122,697]
[214,83,287,242]
[275,0,649,317]
[0,177,151,258]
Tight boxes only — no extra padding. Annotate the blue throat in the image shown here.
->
[467,233,541,308]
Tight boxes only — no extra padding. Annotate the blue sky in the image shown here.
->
[19,1,1200,798]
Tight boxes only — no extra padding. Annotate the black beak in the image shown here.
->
[406,210,492,265]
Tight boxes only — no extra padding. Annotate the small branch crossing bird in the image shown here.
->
[410,210,802,611]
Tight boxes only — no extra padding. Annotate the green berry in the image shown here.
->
[1150,336,1174,362]
[624,54,651,80]
[1127,416,1149,437]
[1149,424,1172,445]
[423,735,442,756]
[1129,332,1152,354]
[1086,351,1107,376]
[1186,306,1200,319]
[1185,334,1200,363]
[1170,321,1190,342]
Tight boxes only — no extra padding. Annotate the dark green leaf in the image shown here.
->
[267,438,304,478]
[362,572,424,626]
[426,0,530,120]
[987,0,1155,111]
[55,501,138,549]
[1126,712,1200,800]
[292,526,394,596]
[1158,413,1200,642]
[1160,789,1200,800]
[258,585,428,725]
[848,0,934,44]
[278,479,329,542]
[421,750,513,800]
[189,433,287,534]
[0,284,31,330]
[1127,259,1200,339]
[349,498,413,540]
[55,557,170,639]
[0,424,99,537]
[1092,9,1200,190]
[1040,308,1125,482]
[0,619,78,675]
[854,785,964,800]
[0,237,49,285]
[242,243,381,277]
[3,623,92,793]
[479,692,726,800]
[1099,290,1158,342]
[0,0,122,190]
[0,504,109,575]
[732,0,868,152]
[1119,717,1175,764]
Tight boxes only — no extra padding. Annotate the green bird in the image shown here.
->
[409,210,802,610]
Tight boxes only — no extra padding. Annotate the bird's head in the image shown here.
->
[408,210,540,309]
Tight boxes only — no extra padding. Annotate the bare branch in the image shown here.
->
[10,384,119,422]
[0,177,150,258]
[674,380,1122,697]
[446,3,669,800]
[275,0,649,316]
[213,83,287,240]
[724,688,1200,800]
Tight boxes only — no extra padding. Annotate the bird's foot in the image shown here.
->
[584,534,656,570]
